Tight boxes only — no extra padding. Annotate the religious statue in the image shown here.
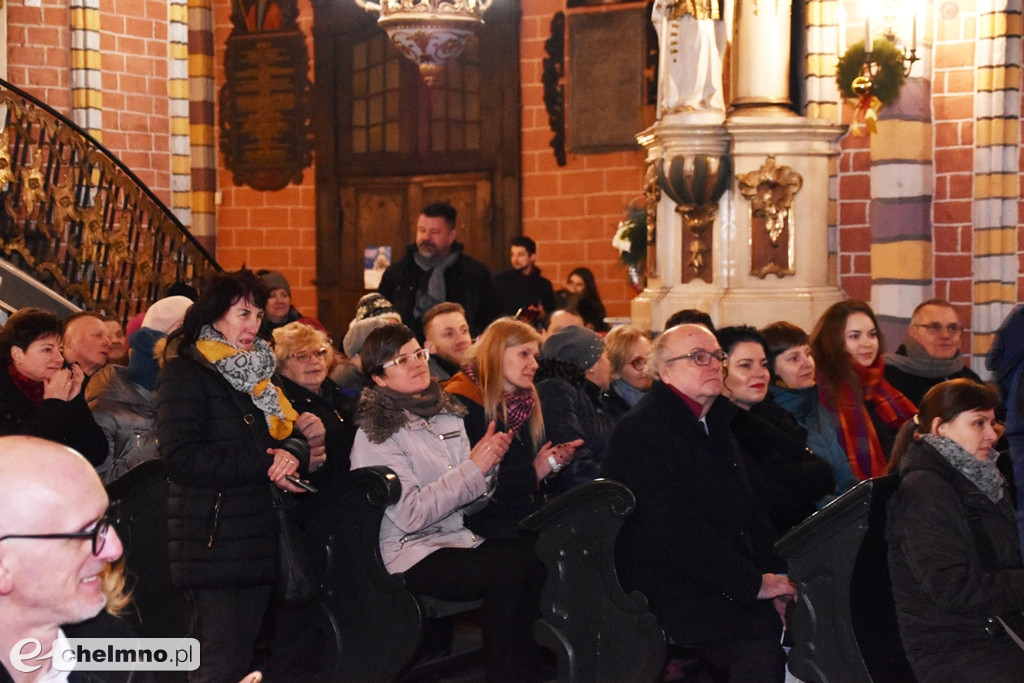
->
[652,0,734,117]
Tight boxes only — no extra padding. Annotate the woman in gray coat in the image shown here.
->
[350,324,544,682]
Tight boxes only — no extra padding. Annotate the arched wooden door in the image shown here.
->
[310,0,522,340]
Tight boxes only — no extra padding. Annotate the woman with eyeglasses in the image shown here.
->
[0,307,108,466]
[444,317,582,539]
[760,321,859,500]
[350,323,545,681]
[716,326,834,534]
[156,269,320,682]
[602,325,653,423]
[274,320,357,483]
[887,379,1024,681]
[811,300,916,480]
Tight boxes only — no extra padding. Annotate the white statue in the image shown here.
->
[652,0,734,117]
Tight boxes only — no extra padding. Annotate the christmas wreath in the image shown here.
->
[836,39,907,135]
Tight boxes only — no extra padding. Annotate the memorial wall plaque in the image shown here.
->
[219,1,313,192]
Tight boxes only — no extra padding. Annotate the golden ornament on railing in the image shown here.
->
[354,0,493,85]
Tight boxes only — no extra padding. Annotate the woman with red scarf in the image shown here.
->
[0,307,107,465]
[811,300,916,479]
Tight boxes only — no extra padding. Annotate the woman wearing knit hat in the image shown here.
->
[333,293,403,397]
[534,324,614,493]
[444,317,582,539]
[257,269,302,339]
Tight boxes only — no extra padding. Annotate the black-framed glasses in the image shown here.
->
[913,322,962,335]
[665,349,729,367]
[382,348,430,370]
[0,500,120,556]
[291,347,330,363]
[628,356,647,372]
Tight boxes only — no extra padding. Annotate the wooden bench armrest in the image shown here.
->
[520,478,665,682]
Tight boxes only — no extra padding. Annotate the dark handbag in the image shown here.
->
[270,484,318,608]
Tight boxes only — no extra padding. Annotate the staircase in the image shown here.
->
[0,78,220,321]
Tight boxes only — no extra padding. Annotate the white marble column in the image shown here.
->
[731,0,796,116]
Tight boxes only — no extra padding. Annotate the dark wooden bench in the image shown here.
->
[520,478,666,682]
[775,475,915,683]
[310,468,665,682]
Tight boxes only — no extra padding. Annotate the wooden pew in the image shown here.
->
[776,475,915,683]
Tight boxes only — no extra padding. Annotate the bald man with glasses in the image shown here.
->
[884,299,983,406]
[0,435,126,682]
[603,324,796,682]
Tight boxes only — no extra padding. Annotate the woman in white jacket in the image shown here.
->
[350,324,544,682]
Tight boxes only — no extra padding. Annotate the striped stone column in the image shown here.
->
[805,0,842,122]
[867,4,934,346]
[971,0,1022,374]
[169,0,192,228]
[69,0,102,139]
[187,0,216,254]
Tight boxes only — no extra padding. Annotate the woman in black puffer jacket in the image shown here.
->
[157,269,317,683]
[887,379,1024,682]
[534,325,613,493]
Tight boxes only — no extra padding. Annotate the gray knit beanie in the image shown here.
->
[541,325,604,371]
[258,270,290,294]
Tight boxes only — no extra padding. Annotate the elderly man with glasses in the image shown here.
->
[0,435,127,681]
[603,324,797,682]
[884,299,983,406]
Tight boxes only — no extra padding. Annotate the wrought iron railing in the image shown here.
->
[0,78,220,322]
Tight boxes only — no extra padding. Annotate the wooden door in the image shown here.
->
[311,0,521,340]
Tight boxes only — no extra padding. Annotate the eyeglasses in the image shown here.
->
[665,349,729,367]
[382,348,430,370]
[913,323,962,335]
[628,356,647,372]
[291,348,330,363]
[0,501,120,556]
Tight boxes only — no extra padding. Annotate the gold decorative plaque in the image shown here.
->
[737,156,802,278]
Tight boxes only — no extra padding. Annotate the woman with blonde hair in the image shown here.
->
[273,320,356,483]
[602,324,652,422]
[445,317,581,539]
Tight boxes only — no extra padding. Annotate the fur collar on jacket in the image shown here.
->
[356,384,467,444]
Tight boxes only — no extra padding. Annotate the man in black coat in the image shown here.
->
[884,299,982,406]
[492,236,555,319]
[377,201,499,339]
[603,324,797,682]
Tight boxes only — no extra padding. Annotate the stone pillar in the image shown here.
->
[632,117,847,333]
[731,0,796,115]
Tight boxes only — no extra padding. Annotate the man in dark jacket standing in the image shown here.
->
[492,236,555,318]
[603,324,796,682]
[378,201,499,339]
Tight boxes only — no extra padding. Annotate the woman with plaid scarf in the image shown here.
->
[810,300,917,480]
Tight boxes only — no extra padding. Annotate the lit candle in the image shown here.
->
[911,12,917,51]
[865,16,873,53]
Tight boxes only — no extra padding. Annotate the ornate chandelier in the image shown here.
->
[354,0,493,85]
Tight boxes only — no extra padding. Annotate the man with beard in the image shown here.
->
[492,236,555,319]
[378,202,499,339]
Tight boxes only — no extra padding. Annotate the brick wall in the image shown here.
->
[520,0,649,320]
[5,2,70,110]
[210,0,319,317]
[7,0,173,202]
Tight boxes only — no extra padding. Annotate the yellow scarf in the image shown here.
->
[196,337,298,440]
